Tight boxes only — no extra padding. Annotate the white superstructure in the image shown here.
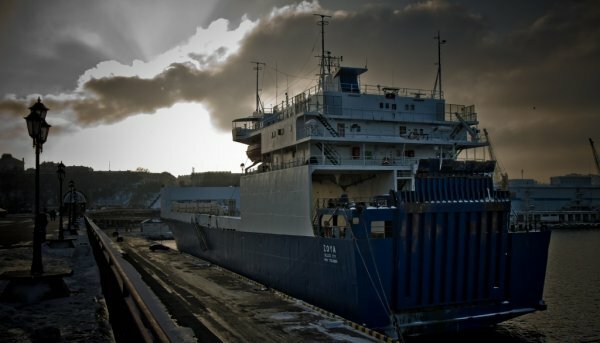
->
[228,58,488,236]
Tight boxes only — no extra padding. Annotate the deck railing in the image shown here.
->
[299,126,486,143]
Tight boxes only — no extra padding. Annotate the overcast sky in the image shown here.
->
[1,0,598,181]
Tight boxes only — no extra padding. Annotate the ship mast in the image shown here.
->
[251,61,266,114]
[314,14,331,91]
[433,31,446,99]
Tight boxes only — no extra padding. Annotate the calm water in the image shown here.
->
[499,229,600,342]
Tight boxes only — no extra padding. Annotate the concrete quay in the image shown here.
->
[0,215,114,342]
[112,233,382,342]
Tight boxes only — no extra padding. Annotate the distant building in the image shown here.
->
[189,171,241,187]
[161,186,241,217]
[40,161,59,173]
[510,174,600,226]
[67,165,94,173]
[550,174,600,187]
[0,153,24,173]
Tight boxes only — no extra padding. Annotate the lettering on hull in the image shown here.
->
[323,244,338,263]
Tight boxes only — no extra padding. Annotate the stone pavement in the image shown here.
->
[0,215,114,342]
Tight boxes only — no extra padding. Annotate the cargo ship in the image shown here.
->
[162,19,551,338]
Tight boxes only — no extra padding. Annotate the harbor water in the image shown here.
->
[499,229,600,342]
[416,229,600,342]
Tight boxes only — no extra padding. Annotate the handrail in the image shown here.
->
[85,216,171,343]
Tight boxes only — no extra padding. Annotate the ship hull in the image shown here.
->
[166,205,551,337]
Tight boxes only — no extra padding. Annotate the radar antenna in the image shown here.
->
[433,31,446,99]
[314,13,331,90]
[251,61,266,114]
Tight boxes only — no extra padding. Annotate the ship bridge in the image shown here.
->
[329,67,367,93]
[232,116,262,144]
[231,60,488,177]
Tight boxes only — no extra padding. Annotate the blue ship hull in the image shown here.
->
[167,187,551,337]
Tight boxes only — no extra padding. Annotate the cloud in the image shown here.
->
[452,0,600,179]
[0,2,318,130]
[0,96,27,117]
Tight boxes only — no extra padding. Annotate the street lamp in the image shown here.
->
[57,162,66,239]
[24,98,51,275]
[68,180,74,231]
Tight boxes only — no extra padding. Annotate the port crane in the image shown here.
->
[483,128,508,190]
[589,138,600,175]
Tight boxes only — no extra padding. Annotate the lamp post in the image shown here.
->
[57,162,65,239]
[68,180,74,230]
[24,98,51,275]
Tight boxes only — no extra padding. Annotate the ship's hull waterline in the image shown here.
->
[166,200,551,337]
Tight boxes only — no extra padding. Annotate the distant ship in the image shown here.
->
[163,19,551,338]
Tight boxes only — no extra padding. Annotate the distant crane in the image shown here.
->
[589,138,600,175]
[483,128,508,190]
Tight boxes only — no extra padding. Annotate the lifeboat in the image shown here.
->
[246,143,262,162]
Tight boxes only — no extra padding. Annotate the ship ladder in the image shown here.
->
[351,212,405,342]
[191,216,209,251]
[316,142,341,165]
[311,209,320,236]
[317,112,339,137]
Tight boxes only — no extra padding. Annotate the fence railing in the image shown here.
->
[85,216,171,343]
